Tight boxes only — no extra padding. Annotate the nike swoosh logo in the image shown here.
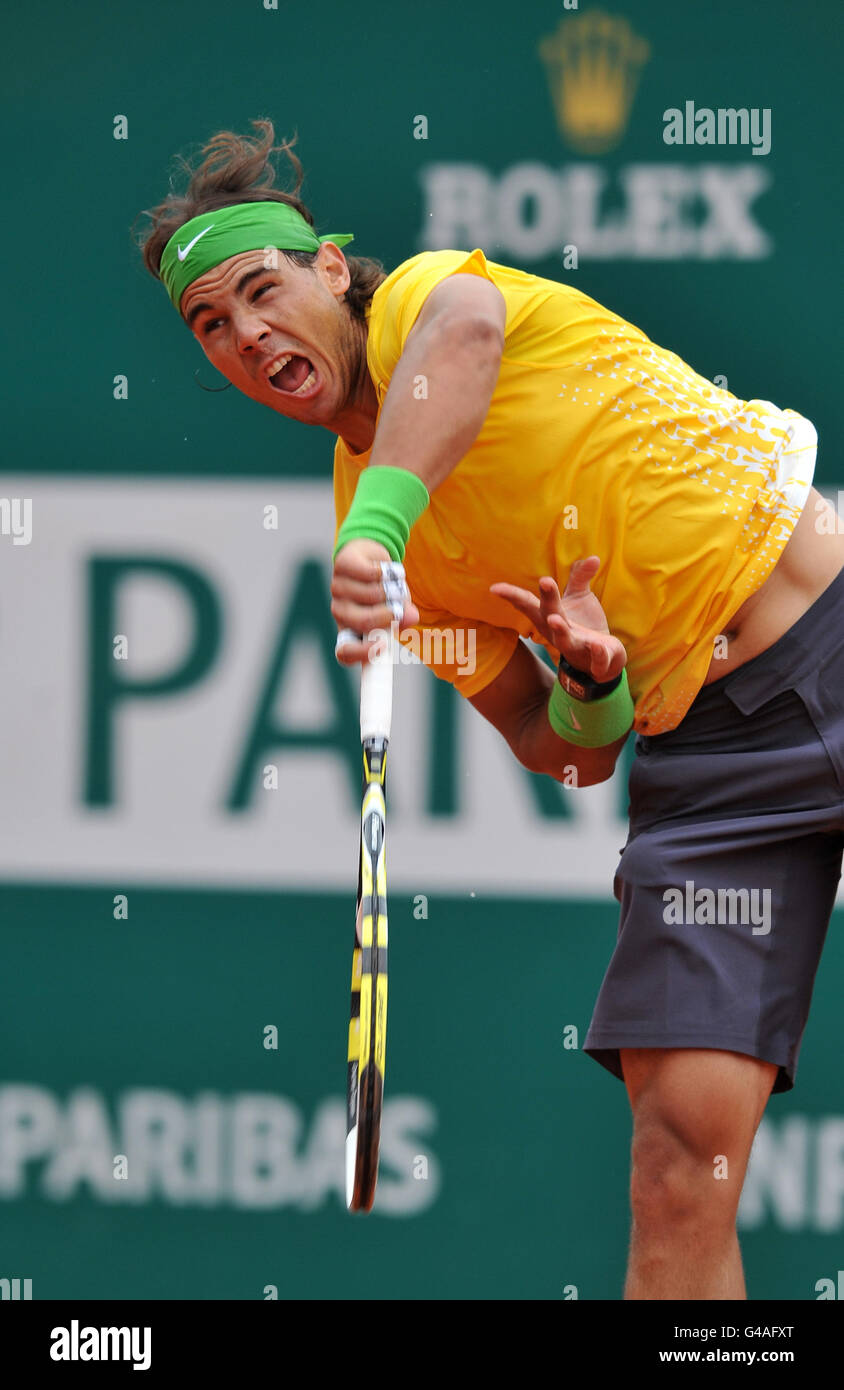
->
[177,225,214,261]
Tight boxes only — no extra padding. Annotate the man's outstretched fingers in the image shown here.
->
[489,581,542,620]
[563,555,601,597]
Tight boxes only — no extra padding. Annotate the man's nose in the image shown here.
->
[235,311,272,353]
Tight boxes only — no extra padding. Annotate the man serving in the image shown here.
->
[139,120,844,1299]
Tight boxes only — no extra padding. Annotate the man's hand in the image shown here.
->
[490,556,627,682]
[331,538,420,666]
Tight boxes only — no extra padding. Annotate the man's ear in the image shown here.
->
[316,241,352,298]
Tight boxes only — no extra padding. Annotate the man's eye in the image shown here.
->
[200,284,273,334]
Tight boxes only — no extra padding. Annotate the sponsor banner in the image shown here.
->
[418,10,775,262]
[0,477,630,897]
[0,1080,841,1233]
[1,893,841,1299]
[419,161,772,262]
[0,1085,439,1217]
[739,1114,844,1236]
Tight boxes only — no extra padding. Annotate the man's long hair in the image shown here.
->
[134,118,386,321]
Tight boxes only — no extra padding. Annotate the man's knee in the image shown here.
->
[629,1114,739,1232]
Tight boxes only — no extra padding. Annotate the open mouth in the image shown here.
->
[267,352,318,397]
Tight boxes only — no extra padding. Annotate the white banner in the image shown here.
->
[0,475,786,900]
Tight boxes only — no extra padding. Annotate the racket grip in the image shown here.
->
[360,627,394,742]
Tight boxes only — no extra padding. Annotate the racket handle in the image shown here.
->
[360,627,394,742]
[335,560,405,742]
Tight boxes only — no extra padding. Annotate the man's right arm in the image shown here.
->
[468,638,629,788]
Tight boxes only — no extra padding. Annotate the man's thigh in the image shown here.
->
[621,1046,778,1180]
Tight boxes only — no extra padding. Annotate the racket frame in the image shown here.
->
[345,623,395,1212]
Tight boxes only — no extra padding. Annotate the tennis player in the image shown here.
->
[139,122,844,1300]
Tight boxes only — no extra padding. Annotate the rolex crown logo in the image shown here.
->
[540,10,650,155]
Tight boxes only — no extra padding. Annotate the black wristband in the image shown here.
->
[557,656,623,702]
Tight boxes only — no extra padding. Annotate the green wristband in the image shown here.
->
[548,667,635,748]
[333,466,430,563]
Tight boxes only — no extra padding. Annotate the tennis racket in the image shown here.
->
[340,562,405,1213]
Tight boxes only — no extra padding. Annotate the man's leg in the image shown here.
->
[619,1047,777,1300]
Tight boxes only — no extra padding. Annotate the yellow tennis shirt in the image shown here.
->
[333,249,816,734]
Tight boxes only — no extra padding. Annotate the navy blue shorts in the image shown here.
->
[584,566,844,1093]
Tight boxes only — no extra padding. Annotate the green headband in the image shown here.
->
[158,200,354,312]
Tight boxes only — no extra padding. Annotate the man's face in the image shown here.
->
[180,242,358,426]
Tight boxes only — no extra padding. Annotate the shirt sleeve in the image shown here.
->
[403,603,519,699]
[367,248,497,389]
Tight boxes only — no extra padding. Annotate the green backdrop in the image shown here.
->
[2,0,842,1300]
